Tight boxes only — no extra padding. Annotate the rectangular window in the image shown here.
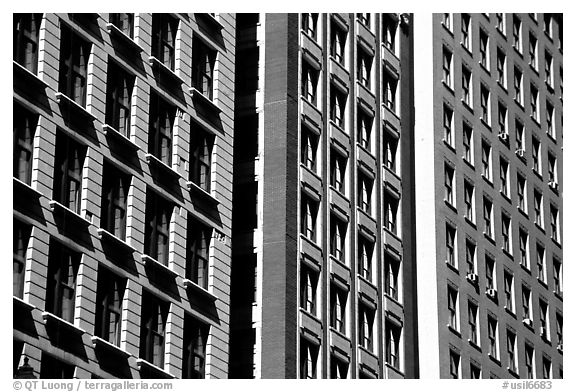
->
[466,240,476,275]
[521,285,532,321]
[13,103,37,185]
[542,356,551,379]
[502,214,511,253]
[504,271,514,311]
[330,284,347,334]
[13,13,42,74]
[480,30,489,69]
[357,48,372,88]
[301,194,318,242]
[514,67,524,105]
[330,215,346,262]
[463,122,473,162]
[449,350,460,379]
[383,71,398,112]
[513,15,522,52]
[151,14,178,71]
[482,141,491,180]
[517,174,526,212]
[358,172,373,214]
[470,363,481,379]
[443,105,453,146]
[95,267,126,347]
[358,236,373,281]
[58,25,91,107]
[300,266,317,315]
[498,103,508,135]
[385,254,400,300]
[525,344,534,379]
[189,125,214,192]
[529,33,538,69]
[461,14,470,49]
[515,120,524,151]
[301,61,318,105]
[539,300,549,340]
[182,315,209,378]
[105,61,134,138]
[486,255,495,291]
[464,180,475,222]
[443,13,452,30]
[488,316,499,358]
[359,304,374,351]
[442,47,453,88]
[330,21,346,64]
[468,301,479,345]
[300,339,318,379]
[543,14,552,37]
[144,189,173,266]
[556,313,563,346]
[330,356,348,379]
[109,13,134,38]
[384,193,399,235]
[544,51,553,86]
[100,162,130,241]
[500,158,509,196]
[186,216,212,290]
[330,88,346,128]
[140,291,169,368]
[507,330,517,372]
[530,84,540,122]
[148,92,176,167]
[357,110,373,152]
[383,132,398,172]
[382,14,397,53]
[447,286,459,330]
[553,258,562,293]
[357,13,371,28]
[536,244,546,282]
[497,49,506,86]
[40,353,74,379]
[446,224,456,267]
[385,321,401,369]
[461,66,472,106]
[534,191,542,227]
[330,149,346,193]
[53,131,87,215]
[483,198,493,237]
[301,13,318,39]
[550,206,559,242]
[46,240,80,323]
[496,13,504,33]
[301,126,318,172]
[444,164,454,205]
[480,84,490,123]
[519,229,529,268]
[192,38,217,100]
[13,219,31,299]
[546,102,555,138]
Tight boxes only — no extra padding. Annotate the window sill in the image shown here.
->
[537,277,548,290]
[97,228,135,256]
[136,358,175,379]
[488,354,501,366]
[520,263,531,275]
[190,87,220,113]
[517,206,529,220]
[468,339,482,352]
[445,260,459,275]
[507,367,520,379]
[461,99,474,114]
[514,98,525,112]
[182,278,217,302]
[546,131,557,145]
[186,180,219,205]
[447,324,461,338]
[463,157,475,170]
[55,92,96,123]
[13,177,42,199]
[42,311,86,336]
[145,153,181,180]
[13,61,49,89]
[554,290,563,301]
[460,42,473,57]
[464,216,477,230]
[103,124,139,151]
[483,232,496,245]
[444,199,457,214]
[479,62,491,76]
[482,174,493,187]
[513,46,523,59]
[13,295,36,311]
[500,190,511,204]
[480,117,492,131]
[551,237,562,249]
[49,200,92,226]
[195,13,224,31]
[141,254,178,280]
[106,23,143,53]
[535,222,546,235]
[442,138,456,153]
[502,247,514,261]
[148,56,184,86]
[91,336,132,359]
[442,81,455,95]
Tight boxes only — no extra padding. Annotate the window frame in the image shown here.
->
[58,25,92,107]
[13,103,38,185]
[151,14,179,71]
[192,38,217,100]
[46,240,81,323]
[144,189,173,266]
[139,291,169,369]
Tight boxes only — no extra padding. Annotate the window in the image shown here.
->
[183,315,209,378]
[468,301,479,345]
[359,304,374,351]
[517,174,526,212]
[470,363,481,379]
[534,191,542,227]
[461,14,470,49]
[543,14,552,37]
[463,122,473,162]
[46,240,80,323]
[53,131,87,215]
[330,21,346,64]
[301,194,318,242]
[330,355,348,379]
[447,285,459,330]
[148,92,176,167]
[59,25,91,107]
[443,104,453,146]
[301,13,318,39]
[358,236,373,281]
[550,205,559,242]
[330,88,347,128]
[13,219,31,299]
[100,162,130,241]
[525,344,535,379]
[301,61,318,105]
[151,14,178,71]
[466,240,476,275]
[14,13,43,74]
[500,158,509,196]
[330,149,346,193]
[383,71,398,112]
[383,132,398,172]
[556,313,563,346]
[498,103,508,135]
[519,229,529,268]
[530,84,540,122]
[446,224,456,267]
[300,266,317,315]
[109,13,134,38]
[529,33,538,69]
[546,102,555,138]
[552,258,562,293]
[144,189,173,266]
[483,198,493,237]
[385,254,400,300]
[481,141,491,180]
[480,84,490,124]
[515,120,524,151]
[105,61,134,137]
[192,38,217,100]
[464,181,475,222]
[95,267,126,347]
[300,339,318,379]
[444,164,454,205]
[186,216,212,290]
[502,214,511,253]
[497,49,506,86]
[443,13,452,30]
[13,103,37,185]
[330,284,347,334]
[488,316,499,358]
[382,14,398,53]
[358,172,373,214]
[301,126,318,172]
[384,193,399,235]
[449,350,460,379]
[140,291,169,368]
[544,51,553,86]
[479,30,489,69]
[442,47,453,88]
[330,215,346,262]
[521,285,532,322]
[385,321,401,369]
[357,110,373,152]
[40,353,74,379]
[536,244,546,282]
[507,330,517,373]
[461,66,472,106]
[189,126,214,193]
[496,13,504,33]
[504,271,515,311]
[486,255,495,291]
[357,13,371,28]
[513,15,522,52]
[514,67,524,105]
[539,300,549,340]
[542,356,551,379]
[357,48,372,88]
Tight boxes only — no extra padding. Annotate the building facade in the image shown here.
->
[13,13,236,378]
[415,13,563,379]
[229,13,418,379]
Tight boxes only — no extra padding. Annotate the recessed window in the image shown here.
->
[504,270,515,311]
[521,285,532,322]
[330,87,347,128]
[443,13,452,31]
[470,363,481,379]
[383,71,398,112]
[479,30,489,70]
[383,132,398,172]
[144,189,173,266]
[301,194,318,242]
[151,14,179,71]
[517,174,526,212]
[464,180,475,222]
[359,304,374,351]
[485,255,496,291]
[449,350,460,379]
[545,101,555,138]
[556,313,563,347]
[468,301,479,345]
[148,92,176,167]
[357,48,372,88]
[507,330,518,373]
[59,25,92,107]
[13,13,42,74]
[443,104,453,146]
[447,285,459,330]
[519,229,529,268]
[357,13,371,28]
[330,283,347,334]
[105,61,134,138]
[529,33,538,69]
[539,300,549,340]
[385,253,400,301]
[500,158,509,196]
[498,103,508,136]
[463,122,473,163]
[358,235,373,281]
[384,192,399,235]
[466,240,477,275]
[53,131,87,215]
[445,223,456,267]
[525,344,535,379]
[13,219,31,299]
[182,314,209,378]
[496,13,505,33]
[13,103,37,185]
[330,149,347,193]
[534,191,542,227]
[502,214,511,253]
[553,258,562,294]
[330,20,346,64]
[100,162,131,241]
[139,290,169,369]
[513,67,524,105]
[461,14,470,49]
[329,354,348,379]
[301,61,319,105]
[542,356,551,379]
[444,163,454,205]
[543,14,552,37]
[192,38,217,100]
[382,14,398,54]
[515,120,525,151]
[95,267,126,347]
[301,126,318,172]
[47,240,81,323]
[301,13,319,40]
[544,51,553,86]
[550,205,559,242]
[530,84,540,122]
[358,171,373,214]
[330,215,347,263]
[186,216,212,290]
[442,47,453,88]
[189,126,214,193]
[385,321,402,369]
[357,109,373,152]
[300,338,318,379]
[40,353,74,379]
[536,244,546,282]
[488,316,499,359]
[461,66,472,106]
[300,265,318,315]
[481,141,492,180]
[109,13,134,38]
[480,84,490,124]
[513,15,522,52]
[483,198,493,237]
[497,49,507,86]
